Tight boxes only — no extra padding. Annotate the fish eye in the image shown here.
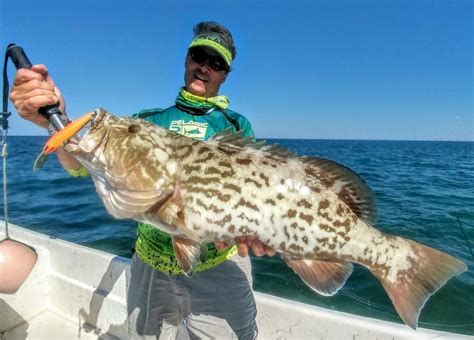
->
[128,124,141,133]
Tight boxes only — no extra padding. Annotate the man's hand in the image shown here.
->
[9,64,65,128]
[215,237,276,257]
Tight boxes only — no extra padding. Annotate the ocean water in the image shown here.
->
[2,136,473,335]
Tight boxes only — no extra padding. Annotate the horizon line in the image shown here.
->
[9,134,474,143]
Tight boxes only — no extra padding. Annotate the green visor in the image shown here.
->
[188,36,233,67]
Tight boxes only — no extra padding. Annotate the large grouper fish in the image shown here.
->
[63,108,466,329]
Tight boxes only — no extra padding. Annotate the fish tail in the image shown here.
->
[372,239,466,329]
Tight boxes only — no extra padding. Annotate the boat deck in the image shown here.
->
[2,309,104,340]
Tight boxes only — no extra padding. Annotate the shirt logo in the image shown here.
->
[169,120,208,140]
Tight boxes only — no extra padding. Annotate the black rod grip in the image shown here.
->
[7,44,33,69]
[38,105,61,120]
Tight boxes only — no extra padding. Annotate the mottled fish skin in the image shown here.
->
[64,108,467,329]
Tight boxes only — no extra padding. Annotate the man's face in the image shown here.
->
[184,47,229,97]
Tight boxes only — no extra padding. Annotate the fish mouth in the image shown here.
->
[90,108,109,128]
[64,108,109,155]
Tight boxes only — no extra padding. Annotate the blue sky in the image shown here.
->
[1,0,472,141]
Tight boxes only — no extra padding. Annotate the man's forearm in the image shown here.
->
[55,147,82,170]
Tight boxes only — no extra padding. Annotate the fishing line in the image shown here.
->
[1,125,9,239]
[453,213,473,257]
[341,288,474,328]
[1,43,71,238]
[418,320,474,328]
[340,288,398,314]
[1,47,12,239]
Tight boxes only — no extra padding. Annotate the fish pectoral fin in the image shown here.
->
[156,185,185,229]
[172,237,207,277]
[283,257,353,296]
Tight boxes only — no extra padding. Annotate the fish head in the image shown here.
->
[64,108,154,172]
[64,108,174,191]
[64,108,113,168]
[63,108,182,229]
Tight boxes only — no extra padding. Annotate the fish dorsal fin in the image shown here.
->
[209,127,237,141]
[210,128,254,147]
[210,132,376,223]
[210,129,295,159]
[257,143,296,159]
[302,157,377,224]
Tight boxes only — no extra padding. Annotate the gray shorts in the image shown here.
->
[126,253,257,340]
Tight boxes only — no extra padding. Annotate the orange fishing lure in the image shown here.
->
[43,112,93,155]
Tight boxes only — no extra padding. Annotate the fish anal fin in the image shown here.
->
[283,257,353,296]
[172,237,207,277]
[372,239,467,329]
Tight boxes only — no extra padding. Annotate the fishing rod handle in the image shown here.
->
[7,44,33,69]
[7,44,66,130]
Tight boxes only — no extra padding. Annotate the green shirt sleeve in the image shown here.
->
[65,166,90,177]
[238,116,255,138]
[225,109,255,138]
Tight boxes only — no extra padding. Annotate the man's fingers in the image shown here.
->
[263,244,277,256]
[20,96,59,127]
[236,237,249,257]
[10,79,58,114]
[30,64,49,77]
[234,236,277,257]
[13,68,47,85]
[10,80,56,104]
[53,85,63,100]
[53,86,66,113]
[25,88,59,99]
[214,240,229,250]
[249,239,265,257]
[21,79,55,93]
[22,95,58,112]
[31,65,57,88]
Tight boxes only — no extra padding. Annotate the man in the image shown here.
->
[10,21,274,339]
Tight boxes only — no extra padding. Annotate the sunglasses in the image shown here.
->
[188,47,229,72]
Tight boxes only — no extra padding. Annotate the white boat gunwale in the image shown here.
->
[0,223,470,339]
